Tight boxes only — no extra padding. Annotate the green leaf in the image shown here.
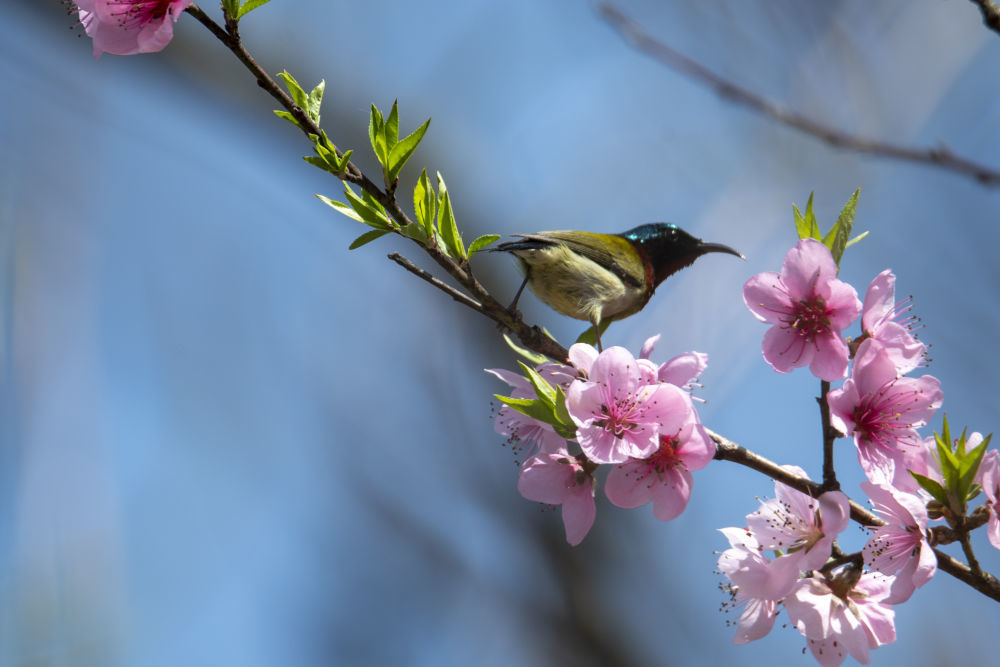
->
[413,169,436,238]
[436,173,466,259]
[845,230,869,249]
[222,0,240,18]
[344,186,394,229]
[361,188,389,218]
[369,104,388,167]
[494,395,557,426]
[910,472,948,507]
[304,80,325,124]
[793,204,808,239]
[315,194,365,223]
[387,117,431,182]
[468,234,501,256]
[316,189,393,230]
[336,149,354,172]
[519,362,557,409]
[273,109,300,129]
[398,221,429,244]
[958,440,988,499]
[237,0,274,18]
[804,192,820,238]
[552,385,576,433]
[303,155,335,174]
[827,188,860,266]
[349,229,391,250]
[277,71,308,110]
[502,333,549,366]
[384,101,400,149]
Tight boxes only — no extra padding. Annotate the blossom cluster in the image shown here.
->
[489,336,715,545]
[728,238,1000,664]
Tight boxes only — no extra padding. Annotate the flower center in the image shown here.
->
[596,390,645,438]
[784,296,831,342]
[645,435,682,475]
[852,381,917,453]
[107,0,172,30]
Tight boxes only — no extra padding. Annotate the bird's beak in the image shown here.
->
[698,241,745,260]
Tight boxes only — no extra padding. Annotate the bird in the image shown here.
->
[496,223,743,349]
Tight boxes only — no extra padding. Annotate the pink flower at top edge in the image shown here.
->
[743,239,861,381]
[784,566,896,667]
[517,447,596,546]
[717,527,801,644]
[827,339,942,485]
[860,482,935,604]
[980,449,1000,551]
[745,465,850,572]
[76,0,193,58]
[604,413,714,521]
[565,346,690,464]
[860,269,925,375]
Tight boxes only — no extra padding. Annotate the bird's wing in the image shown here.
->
[527,230,647,289]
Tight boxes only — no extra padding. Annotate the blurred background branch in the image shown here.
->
[600,3,1000,187]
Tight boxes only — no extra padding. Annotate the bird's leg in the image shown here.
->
[593,321,603,352]
[507,275,530,313]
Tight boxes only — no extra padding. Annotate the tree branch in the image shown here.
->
[388,252,483,311]
[183,2,1000,604]
[709,428,1000,601]
[708,428,880,527]
[818,381,839,491]
[598,3,1000,187]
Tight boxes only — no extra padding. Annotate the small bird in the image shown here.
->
[496,223,743,349]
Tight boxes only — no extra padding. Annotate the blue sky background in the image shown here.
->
[3,1,1000,665]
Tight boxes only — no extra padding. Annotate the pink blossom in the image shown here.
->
[717,527,800,644]
[860,482,935,604]
[743,239,861,381]
[486,368,566,458]
[785,567,896,666]
[637,334,709,393]
[827,340,943,484]
[859,270,925,375]
[981,449,1000,551]
[896,435,939,495]
[745,466,850,571]
[567,342,599,376]
[75,0,192,58]
[565,346,691,464]
[517,448,596,546]
[604,416,714,520]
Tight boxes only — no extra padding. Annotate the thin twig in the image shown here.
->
[708,428,880,527]
[387,253,482,311]
[970,0,1000,35]
[599,3,1000,187]
[933,547,1000,602]
[818,381,839,491]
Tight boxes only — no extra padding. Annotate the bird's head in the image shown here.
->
[619,223,743,288]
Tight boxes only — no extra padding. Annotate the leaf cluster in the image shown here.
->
[793,189,868,267]
[912,415,992,520]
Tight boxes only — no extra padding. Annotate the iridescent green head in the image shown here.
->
[618,223,743,288]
